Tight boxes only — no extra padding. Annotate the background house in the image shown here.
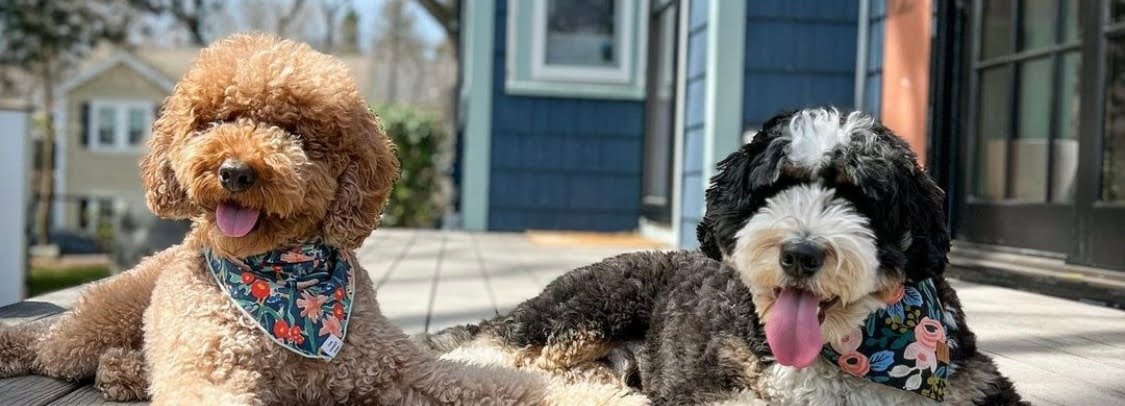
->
[457,0,1124,304]
[457,0,900,241]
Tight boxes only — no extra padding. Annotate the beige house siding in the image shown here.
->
[60,63,168,229]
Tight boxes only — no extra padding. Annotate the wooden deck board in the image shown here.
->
[1,229,1122,404]
[48,386,142,406]
[0,376,85,406]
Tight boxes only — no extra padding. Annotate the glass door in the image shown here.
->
[959,0,1125,270]
[1073,0,1125,269]
[960,0,1082,253]
[641,0,679,225]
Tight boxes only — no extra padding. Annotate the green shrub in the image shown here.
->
[28,265,111,297]
[373,105,448,228]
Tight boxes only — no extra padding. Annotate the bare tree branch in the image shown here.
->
[414,0,458,41]
[276,0,307,37]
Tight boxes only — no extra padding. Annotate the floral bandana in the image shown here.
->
[821,278,953,401]
[204,239,355,360]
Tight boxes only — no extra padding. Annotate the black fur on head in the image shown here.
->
[697,107,949,282]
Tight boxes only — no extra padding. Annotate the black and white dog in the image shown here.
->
[428,108,1026,405]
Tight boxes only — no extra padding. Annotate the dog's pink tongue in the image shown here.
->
[215,202,260,238]
[766,287,823,368]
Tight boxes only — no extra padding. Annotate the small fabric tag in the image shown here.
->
[321,335,344,358]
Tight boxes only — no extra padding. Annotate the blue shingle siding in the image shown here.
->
[679,0,710,249]
[742,0,859,130]
[864,0,886,116]
[487,0,645,232]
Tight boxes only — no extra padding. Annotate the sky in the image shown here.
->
[137,0,448,52]
[353,0,447,48]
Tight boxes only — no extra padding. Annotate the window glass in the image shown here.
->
[981,0,1012,59]
[1020,0,1054,50]
[545,0,618,68]
[1103,38,1125,201]
[1018,57,1052,140]
[1063,0,1081,43]
[1053,51,1082,203]
[975,66,1012,200]
[1009,57,1052,201]
[97,106,116,146]
[127,107,147,145]
[1113,0,1125,23]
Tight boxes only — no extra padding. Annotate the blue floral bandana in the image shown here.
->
[204,239,355,360]
[820,279,953,401]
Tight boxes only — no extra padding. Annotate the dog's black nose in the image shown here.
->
[780,241,825,278]
[218,159,257,193]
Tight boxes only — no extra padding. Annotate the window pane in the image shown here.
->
[97,107,115,145]
[1113,0,1125,23]
[1103,38,1125,201]
[974,66,1012,200]
[1020,0,1054,50]
[1062,0,1082,43]
[127,107,147,145]
[545,0,618,68]
[981,0,1013,59]
[1053,51,1082,203]
[1018,58,1052,140]
[1011,57,1052,201]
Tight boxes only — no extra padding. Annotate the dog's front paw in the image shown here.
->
[94,347,149,401]
[0,324,38,377]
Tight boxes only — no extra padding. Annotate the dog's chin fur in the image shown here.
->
[729,183,899,345]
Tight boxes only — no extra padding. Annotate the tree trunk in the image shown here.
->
[35,65,56,246]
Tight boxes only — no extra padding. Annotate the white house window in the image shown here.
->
[544,0,619,68]
[88,100,153,152]
[506,0,647,99]
[532,0,631,83]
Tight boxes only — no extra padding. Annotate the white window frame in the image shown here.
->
[529,0,634,84]
[87,100,153,153]
[505,0,648,100]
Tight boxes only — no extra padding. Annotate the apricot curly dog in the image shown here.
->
[0,34,643,405]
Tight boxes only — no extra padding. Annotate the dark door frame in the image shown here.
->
[932,0,1125,270]
[640,0,680,225]
[1074,0,1125,269]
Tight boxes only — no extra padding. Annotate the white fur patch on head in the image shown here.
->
[783,108,875,169]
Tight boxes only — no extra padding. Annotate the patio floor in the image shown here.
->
[1,228,1124,405]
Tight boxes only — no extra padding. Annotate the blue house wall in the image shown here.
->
[863,0,887,116]
[742,1,859,131]
[678,0,711,248]
[678,0,862,249]
[486,0,646,231]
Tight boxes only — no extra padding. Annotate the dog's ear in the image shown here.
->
[321,109,400,250]
[140,102,193,219]
[697,215,722,260]
[902,168,950,282]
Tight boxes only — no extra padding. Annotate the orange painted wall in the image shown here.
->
[881,0,932,167]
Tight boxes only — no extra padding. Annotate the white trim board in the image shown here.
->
[459,0,495,231]
[701,0,746,185]
[671,0,690,248]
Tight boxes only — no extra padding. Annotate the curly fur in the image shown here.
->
[428,108,1027,405]
[0,34,644,405]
